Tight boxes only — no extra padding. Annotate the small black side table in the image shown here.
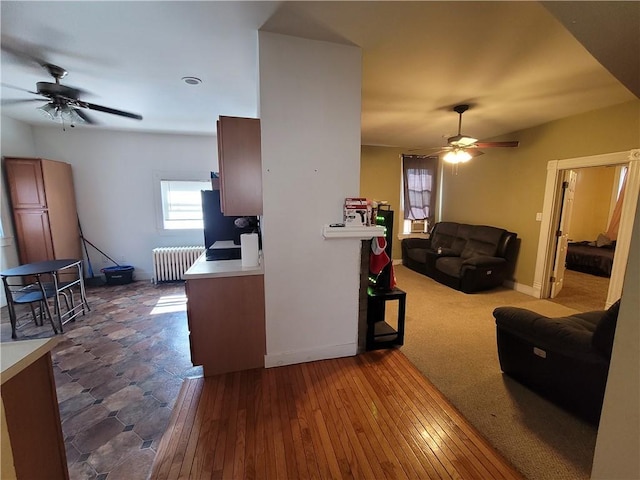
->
[366,286,406,350]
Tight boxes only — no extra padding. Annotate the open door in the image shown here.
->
[534,150,639,307]
[550,170,577,298]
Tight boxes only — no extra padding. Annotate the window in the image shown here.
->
[158,177,211,230]
[401,154,438,234]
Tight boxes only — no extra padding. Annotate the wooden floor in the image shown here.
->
[150,349,524,480]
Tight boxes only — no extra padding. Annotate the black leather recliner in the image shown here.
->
[493,300,620,424]
[401,221,517,293]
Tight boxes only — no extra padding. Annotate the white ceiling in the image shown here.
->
[1,1,637,149]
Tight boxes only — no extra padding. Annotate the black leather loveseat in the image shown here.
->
[493,300,620,423]
[401,222,517,293]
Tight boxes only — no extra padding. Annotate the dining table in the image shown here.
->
[1,258,90,339]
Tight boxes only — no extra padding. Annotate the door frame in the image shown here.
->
[533,149,640,307]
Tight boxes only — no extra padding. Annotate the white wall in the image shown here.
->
[591,196,640,479]
[30,126,217,280]
[0,116,38,306]
[259,32,362,366]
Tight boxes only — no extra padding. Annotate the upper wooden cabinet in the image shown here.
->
[4,159,48,209]
[217,116,262,216]
[4,157,82,264]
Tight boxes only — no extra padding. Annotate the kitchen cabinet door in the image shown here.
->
[12,209,55,264]
[217,116,262,216]
[5,158,47,209]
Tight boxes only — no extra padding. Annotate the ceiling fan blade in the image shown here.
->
[1,36,48,69]
[73,108,97,125]
[474,141,519,148]
[1,98,47,106]
[1,83,39,95]
[407,145,447,154]
[83,102,143,120]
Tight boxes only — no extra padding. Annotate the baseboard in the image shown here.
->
[504,280,537,297]
[265,342,357,368]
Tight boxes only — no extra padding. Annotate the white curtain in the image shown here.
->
[605,168,627,241]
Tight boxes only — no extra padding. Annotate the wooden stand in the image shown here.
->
[366,287,406,350]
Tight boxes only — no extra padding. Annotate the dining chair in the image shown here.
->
[3,279,59,337]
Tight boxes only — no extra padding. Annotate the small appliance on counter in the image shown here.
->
[201,190,261,261]
[206,240,241,261]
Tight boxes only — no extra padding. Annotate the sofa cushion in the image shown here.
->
[430,222,459,251]
[407,248,428,264]
[461,226,505,259]
[435,256,463,278]
[454,223,473,248]
[592,299,621,359]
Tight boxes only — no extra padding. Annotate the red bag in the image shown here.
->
[370,236,390,274]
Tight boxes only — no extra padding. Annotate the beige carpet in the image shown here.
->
[393,265,598,480]
[550,268,610,312]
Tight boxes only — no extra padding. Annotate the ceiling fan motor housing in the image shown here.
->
[448,104,477,147]
[37,82,81,100]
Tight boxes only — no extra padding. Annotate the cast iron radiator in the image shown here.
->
[152,246,204,283]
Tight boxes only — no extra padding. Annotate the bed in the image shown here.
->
[566,241,615,277]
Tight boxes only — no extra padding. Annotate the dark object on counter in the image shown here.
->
[201,190,259,248]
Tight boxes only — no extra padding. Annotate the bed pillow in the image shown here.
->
[596,233,612,248]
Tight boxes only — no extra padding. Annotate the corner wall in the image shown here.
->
[591,196,640,479]
[359,145,404,260]
[259,32,362,366]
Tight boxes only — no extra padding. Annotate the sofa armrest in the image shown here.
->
[461,256,506,267]
[493,307,598,359]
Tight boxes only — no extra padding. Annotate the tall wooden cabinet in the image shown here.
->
[216,116,262,216]
[4,157,82,264]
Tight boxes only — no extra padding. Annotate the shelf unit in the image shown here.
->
[322,224,385,239]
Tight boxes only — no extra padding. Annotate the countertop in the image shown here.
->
[1,337,59,384]
[183,253,264,280]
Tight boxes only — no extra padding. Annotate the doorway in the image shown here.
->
[533,149,640,308]
[549,165,625,311]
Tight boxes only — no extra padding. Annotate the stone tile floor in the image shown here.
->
[1,280,202,479]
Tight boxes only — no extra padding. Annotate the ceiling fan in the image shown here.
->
[418,104,519,164]
[2,62,143,127]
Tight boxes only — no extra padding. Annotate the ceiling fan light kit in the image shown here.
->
[443,149,472,164]
[37,102,86,126]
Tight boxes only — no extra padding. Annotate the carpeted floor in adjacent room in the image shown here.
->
[393,264,601,480]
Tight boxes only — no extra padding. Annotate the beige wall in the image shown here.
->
[361,99,640,287]
[359,146,404,260]
[570,166,616,242]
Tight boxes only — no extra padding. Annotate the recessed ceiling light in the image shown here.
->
[182,76,202,85]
